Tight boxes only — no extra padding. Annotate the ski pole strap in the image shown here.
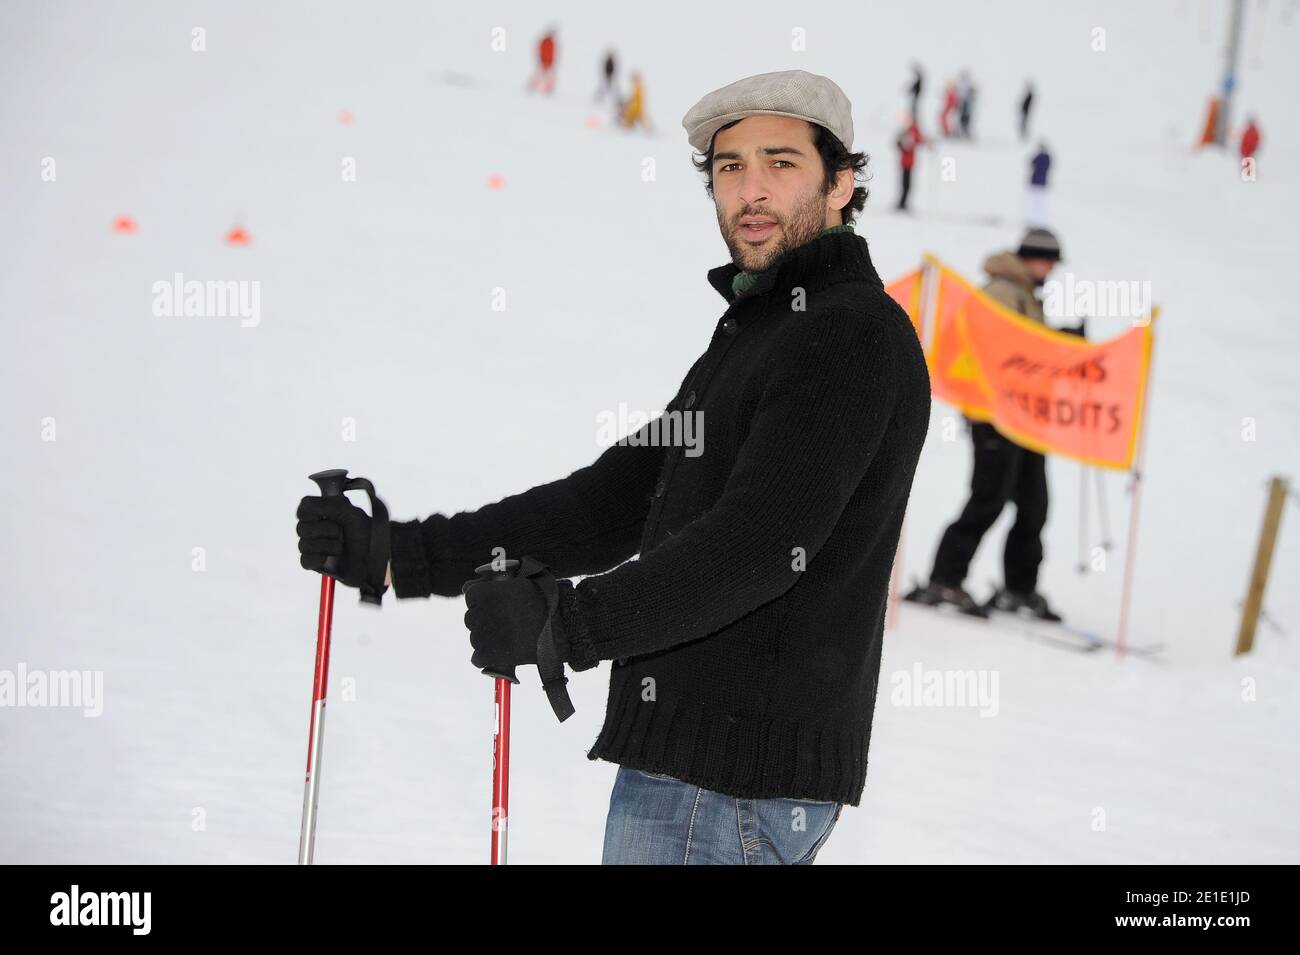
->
[518,557,575,723]
[344,475,390,607]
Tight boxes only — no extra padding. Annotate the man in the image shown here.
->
[296,70,931,864]
[957,70,975,139]
[525,27,557,95]
[1019,81,1034,141]
[905,63,923,119]
[940,79,958,137]
[905,228,1065,621]
[1027,142,1051,227]
[895,114,925,212]
[594,49,618,105]
[1240,116,1261,161]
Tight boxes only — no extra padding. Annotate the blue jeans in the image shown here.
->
[601,765,844,864]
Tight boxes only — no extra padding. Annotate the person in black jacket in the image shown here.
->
[594,49,618,105]
[906,62,924,119]
[1019,81,1034,141]
[296,70,931,864]
[905,229,1066,622]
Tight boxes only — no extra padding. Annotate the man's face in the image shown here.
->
[1024,257,1056,284]
[710,115,852,273]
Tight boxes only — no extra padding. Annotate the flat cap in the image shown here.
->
[682,69,854,153]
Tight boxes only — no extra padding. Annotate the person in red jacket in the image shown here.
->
[940,80,958,137]
[527,27,557,95]
[896,117,925,211]
[1240,116,1261,160]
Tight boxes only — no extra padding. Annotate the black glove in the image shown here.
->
[462,557,575,721]
[1058,317,1088,339]
[297,492,390,604]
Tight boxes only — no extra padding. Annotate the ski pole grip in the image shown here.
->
[308,469,350,576]
[474,560,521,684]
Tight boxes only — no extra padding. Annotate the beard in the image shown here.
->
[718,187,829,274]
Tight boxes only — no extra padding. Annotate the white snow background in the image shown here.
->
[2,0,1297,863]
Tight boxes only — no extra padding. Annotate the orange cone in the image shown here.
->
[112,215,137,234]
[225,225,252,246]
[487,174,507,190]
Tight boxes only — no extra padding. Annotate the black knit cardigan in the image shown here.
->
[389,229,931,805]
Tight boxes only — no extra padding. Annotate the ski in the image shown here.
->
[904,598,1103,655]
[902,588,1166,659]
[984,613,1103,653]
[985,612,1166,659]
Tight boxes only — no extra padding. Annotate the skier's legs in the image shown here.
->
[930,423,1020,586]
[897,166,912,210]
[1026,185,1047,227]
[1004,448,1049,593]
[601,766,842,864]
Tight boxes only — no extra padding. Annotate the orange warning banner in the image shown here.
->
[927,264,992,416]
[907,259,1155,470]
[885,268,923,333]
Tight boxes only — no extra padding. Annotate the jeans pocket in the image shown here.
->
[798,803,843,864]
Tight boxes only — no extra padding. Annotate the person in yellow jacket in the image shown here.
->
[619,72,652,132]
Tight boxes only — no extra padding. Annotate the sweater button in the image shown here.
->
[684,390,696,409]
[721,318,737,335]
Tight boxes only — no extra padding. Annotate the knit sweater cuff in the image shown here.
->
[553,579,599,672]
[388,518,433,599]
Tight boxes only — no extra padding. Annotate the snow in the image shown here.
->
[2,0,1297,863]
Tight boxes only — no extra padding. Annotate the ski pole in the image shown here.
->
[298,468,349,865]
[1076,462,1091,574]
[1094,465,1114,552]
[471,560,523,865]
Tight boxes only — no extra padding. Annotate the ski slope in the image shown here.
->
[2,0,1297,863]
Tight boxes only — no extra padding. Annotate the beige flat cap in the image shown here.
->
[682,69,854,153]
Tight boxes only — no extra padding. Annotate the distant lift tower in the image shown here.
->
[1214,0,1245,145]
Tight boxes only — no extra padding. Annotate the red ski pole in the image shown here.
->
[470,560,523,865]
[490,673,513,864]
[298,468,350,865]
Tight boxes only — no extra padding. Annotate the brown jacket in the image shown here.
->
[982,251,1044,324]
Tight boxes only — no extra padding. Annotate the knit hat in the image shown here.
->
[1017,227,1064,263]
[682,69,854,153]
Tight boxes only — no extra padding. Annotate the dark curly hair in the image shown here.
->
[690,119,870,225]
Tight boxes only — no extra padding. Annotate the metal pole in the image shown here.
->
[1116,310,1158,657]
[1216,0,1245,144]
[298,574,336,864]
[491,677,512,864]
[297,467,350,864]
